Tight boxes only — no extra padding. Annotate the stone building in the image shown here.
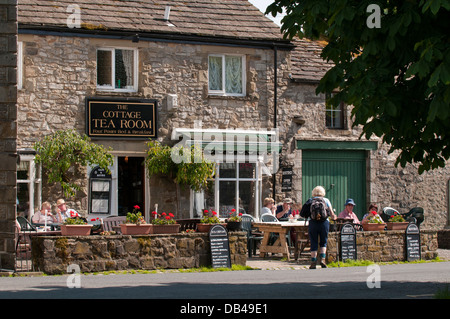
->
[14,0,450,230]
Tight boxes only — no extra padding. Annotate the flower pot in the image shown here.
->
[120,224,152,235]
[362,223,386,231]
[60,224,93,236]
[386,222,409,230]
[226,221,242,231]
[196,223,227,233]
[151,224,181,234]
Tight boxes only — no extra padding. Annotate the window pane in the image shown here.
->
[239,162,255,179]
[219,180,236,213]
[326,103,343,129]
[225,56,242,94]
[239,181,255,215]
[97,50,112,87]
[208,56,223,91]
[219,162,236,178]
[115,49,134,89]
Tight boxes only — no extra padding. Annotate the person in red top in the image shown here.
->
[338,198,361,224]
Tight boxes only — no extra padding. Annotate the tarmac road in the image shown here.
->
[0,261,448,301]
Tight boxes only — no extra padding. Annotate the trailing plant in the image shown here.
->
[34,129,113,198]
[145,141,215,192]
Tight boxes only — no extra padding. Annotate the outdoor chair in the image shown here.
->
[102,216,126,234]
[241,215,263,258]
[16,216,37,271]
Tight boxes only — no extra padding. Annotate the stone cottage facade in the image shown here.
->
[14,0,450,230]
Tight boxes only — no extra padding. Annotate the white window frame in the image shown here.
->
[17,154,41,221]
[208,54,246,97]
[96,47,138,92]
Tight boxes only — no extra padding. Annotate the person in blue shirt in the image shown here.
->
[275,198,292,220]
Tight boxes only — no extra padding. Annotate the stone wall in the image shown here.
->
[326,230,438,263]
[0,0,17,271]
[31,232,247,275]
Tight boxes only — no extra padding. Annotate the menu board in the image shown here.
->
[340,223,357,261]
[281,167,293,192]
[405,223,421,261]
[209,224,231,268]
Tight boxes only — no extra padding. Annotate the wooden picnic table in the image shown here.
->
[253,221,308,261]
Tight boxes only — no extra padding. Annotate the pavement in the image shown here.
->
[246,248,450,270]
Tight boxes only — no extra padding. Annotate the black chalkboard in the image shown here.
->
[340,223,357,261]
[209,224,232,268]
[405,223,421,261]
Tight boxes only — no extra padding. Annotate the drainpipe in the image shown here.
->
[272,44,277,201]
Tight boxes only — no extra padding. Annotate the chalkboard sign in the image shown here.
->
[405,223,421,261]
[209,224,232,268]
[281,167,293,192]
[340,223,357,261]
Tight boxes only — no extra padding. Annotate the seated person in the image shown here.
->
[32,201,58,224]
[261,197,275,216]
[338,198,361,224]
[56,198,80,222]
[276,198,292,220]
[362,203,383,223]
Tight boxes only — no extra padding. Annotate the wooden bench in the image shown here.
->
[102,216,126,233]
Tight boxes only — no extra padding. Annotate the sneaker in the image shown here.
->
[320,262,327,268]
[309,262,316,269]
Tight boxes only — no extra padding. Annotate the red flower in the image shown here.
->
[165,216,171,220]
[212,211,217,216]
[231,208,236,213]
[152,211,157,216]
[238,213,243,216]
[162,212,166,216]
[371,211,377,215]
[134,205,140,210]
[169,213,174,218]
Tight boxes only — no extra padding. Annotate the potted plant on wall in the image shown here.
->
[226,208,243,231]
[197,210,225,233]
[151,211,181,234]
[60,214,93,236]
[362,211,386,231]
[120,205,152,235]
[386,214,409,230]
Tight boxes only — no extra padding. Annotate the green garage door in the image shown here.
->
[302,150,366,219]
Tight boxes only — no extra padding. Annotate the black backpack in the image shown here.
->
[310,197,329,221]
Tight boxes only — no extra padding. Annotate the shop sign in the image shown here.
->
[86,98,157,139]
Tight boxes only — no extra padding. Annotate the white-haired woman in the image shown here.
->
[300,186,336,269]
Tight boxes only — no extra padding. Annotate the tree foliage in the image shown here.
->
[267,0,450,173]
[34,129,114,197]
[145,141,215,192]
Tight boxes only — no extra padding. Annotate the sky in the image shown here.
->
[248,0,285,26]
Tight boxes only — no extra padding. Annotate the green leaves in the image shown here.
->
[269,0,450,173]
[145,141,215,192]
[34,129,114,197]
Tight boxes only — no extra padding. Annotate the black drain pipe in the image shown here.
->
[272,44,277,201]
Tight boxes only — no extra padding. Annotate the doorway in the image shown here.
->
[118,156,145,217]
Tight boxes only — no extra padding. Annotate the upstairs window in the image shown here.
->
[326,93,345,129]
[97,48,138,92]
[208,54,245,96]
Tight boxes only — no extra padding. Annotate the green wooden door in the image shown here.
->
[302,150,366,219]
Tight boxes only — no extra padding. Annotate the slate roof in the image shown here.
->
[290,38,333,83]
[18,0,285,43]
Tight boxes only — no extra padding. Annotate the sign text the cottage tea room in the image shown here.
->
[86,98,157,139]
